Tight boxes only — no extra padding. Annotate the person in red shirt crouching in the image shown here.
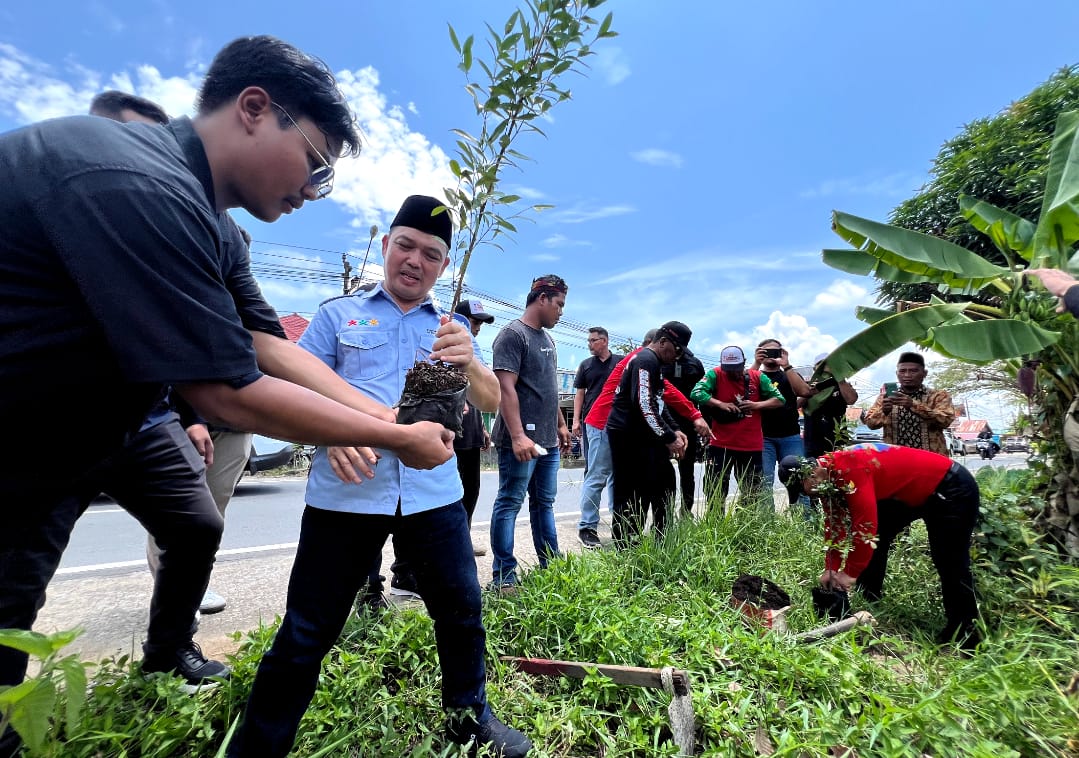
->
[778,444,981,649]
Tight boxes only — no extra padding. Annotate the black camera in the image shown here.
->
[764,348,782,359]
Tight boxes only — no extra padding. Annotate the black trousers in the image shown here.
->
[608,429,674,544]
[0,419,221,686]
[455,446,482,525]
[703,446,762,504]
[229,503,488,757]
[855,463,980,628]
[675,425,700,513]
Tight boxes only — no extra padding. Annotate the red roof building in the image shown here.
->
[279,313,310,343]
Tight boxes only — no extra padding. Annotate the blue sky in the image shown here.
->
[3,0,1077,427]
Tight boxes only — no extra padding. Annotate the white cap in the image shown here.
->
[720,346,746,366]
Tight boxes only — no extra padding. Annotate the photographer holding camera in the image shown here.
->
[691,346,784,506]
[753,339,816,508]
[863,352,955,456]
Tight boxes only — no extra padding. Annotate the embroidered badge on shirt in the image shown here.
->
[347,319,379,327]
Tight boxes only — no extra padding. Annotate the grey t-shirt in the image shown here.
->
[491,319,559,448]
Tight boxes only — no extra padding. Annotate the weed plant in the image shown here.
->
[17,482,1079,756]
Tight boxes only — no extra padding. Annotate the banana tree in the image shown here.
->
[812,110,1079,397]
[812,111,1079,555]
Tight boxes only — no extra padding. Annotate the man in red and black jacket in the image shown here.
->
[779,444,981,648]
[606,322,692,545]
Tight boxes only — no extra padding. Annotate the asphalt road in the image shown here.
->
[35,452,1025,664]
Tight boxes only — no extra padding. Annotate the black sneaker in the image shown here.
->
[142,641,230,692]
[578,528,601,549]
[450,714,532,757]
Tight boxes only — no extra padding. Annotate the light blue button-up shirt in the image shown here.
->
[299,284,476,515]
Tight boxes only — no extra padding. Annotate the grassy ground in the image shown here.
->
[13,469,1079,756]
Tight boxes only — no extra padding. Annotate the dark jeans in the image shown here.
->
[0,419,220,687]
[229,502,489,758]
[855,464,980,628]
[608,429,674,544]
[703,446,762,504]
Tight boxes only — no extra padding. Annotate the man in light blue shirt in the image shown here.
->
[229,196,532,758]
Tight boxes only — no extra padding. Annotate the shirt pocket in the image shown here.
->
[339,330,395,381]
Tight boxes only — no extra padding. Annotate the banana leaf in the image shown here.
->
[959,195,1035,263]
[1034,110,1079,267]
[926,319,1060,363]
[822,249,941,284]
[832,210,1007,290]
[823,303,967,382]
[855,305,894,325]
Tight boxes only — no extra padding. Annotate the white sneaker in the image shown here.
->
[199,590,226,614]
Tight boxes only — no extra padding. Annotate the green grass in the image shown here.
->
[17,480,1079,756]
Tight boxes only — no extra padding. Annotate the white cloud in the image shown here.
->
[552,203,636,224]
[631,148,683,168]
[328,66,455,236]
[407,101,419,115]
[0,43,200,122]
[800,171,926,200]
[508,185,546,200]
[593,46,630,85]
[543,233,591,249]
[811,279,868,310]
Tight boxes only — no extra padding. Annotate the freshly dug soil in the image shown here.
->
[732,574,791,610]
[401,361,468,395]
[396,361,469,433]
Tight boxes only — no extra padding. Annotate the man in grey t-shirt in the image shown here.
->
[489,274,572,588]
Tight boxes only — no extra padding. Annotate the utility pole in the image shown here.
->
[341,253,352,295]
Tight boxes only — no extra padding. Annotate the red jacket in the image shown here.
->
[585,347,700,430]
[820,444,953,577]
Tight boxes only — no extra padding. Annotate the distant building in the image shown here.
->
[279,313,310,343]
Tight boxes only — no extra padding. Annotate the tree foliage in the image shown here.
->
[443,0,616,309]
[881,65,1079,305]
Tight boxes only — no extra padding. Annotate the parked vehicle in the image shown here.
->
[245,435,298,475]
[1001,436,1031,453]
[853,424,883,443]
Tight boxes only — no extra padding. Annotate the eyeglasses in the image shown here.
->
[271,102,335,198]
[586,337,606,343]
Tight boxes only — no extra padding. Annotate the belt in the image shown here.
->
[935,461,963,494]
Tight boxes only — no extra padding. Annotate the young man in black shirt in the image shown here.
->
[607,321,691,544]
[0,36,455,754]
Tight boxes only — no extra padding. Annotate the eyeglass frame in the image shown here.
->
[270,101,335,198]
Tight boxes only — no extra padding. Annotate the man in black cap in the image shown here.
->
[230,195,531,757]
[606,321,691,544]
[454,299,496,555]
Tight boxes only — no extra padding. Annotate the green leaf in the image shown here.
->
[927,319,1060,362]
[959,195,1036,262]
[832,210,1007,289]
[823,249,941,285]
[59,657,87,731]
[598,11,614,37]
[498,194,521,204]
[461,35,474,73]
[825,303,968,380]
[448,23,461,53]
[2,679,54,752]
[855,306,896,325]
[0,629,78,659]
[448,159,462,178]
[1034,110,1079,266]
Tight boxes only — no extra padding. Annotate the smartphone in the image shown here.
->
[764,347,782,359]
[883,382,899,397]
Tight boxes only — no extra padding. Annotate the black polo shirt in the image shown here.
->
[573,352,621,420]
[0,114,265,482]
